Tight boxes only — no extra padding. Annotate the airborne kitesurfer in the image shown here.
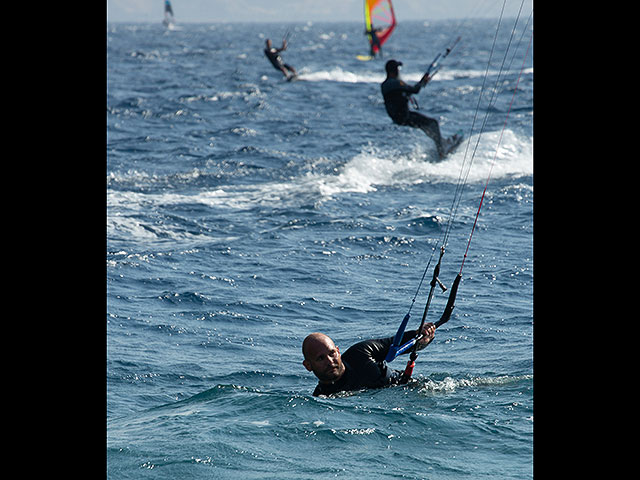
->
[381,59,460,159]
[264,38,297,80]
[302,323,436,396]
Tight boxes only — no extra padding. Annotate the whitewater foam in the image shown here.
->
[296,67,532,85]
[107,129,532,219]
[298,67,385,84]
[417,374,533,394]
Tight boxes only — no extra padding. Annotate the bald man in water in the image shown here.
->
[302,323,435,396]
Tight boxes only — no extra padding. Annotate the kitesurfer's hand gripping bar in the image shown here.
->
[385,273,461,363]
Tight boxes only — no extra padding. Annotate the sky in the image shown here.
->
[106,0,532,24]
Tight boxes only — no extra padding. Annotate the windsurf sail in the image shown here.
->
[163,0,175,26]
[364,0,397,55]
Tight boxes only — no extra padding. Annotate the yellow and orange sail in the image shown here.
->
[364,0,397,54]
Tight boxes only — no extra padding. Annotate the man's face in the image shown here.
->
[303,337,344,382]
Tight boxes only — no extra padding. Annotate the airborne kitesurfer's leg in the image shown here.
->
[284,63,297,77]
[406,111,446,158]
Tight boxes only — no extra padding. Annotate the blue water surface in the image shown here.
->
[107,15,533,480]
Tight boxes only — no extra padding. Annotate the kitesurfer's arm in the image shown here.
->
[386,79,422,96]
[419,72,431,88]
[357,324,436,363]
[398,74,430,95]
[398,73,431,96]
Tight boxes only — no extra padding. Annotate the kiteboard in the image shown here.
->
[357,55,374,61]
[442,130,464,157]
[286,74,299,82]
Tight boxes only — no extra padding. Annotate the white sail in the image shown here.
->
[163,0,175,28]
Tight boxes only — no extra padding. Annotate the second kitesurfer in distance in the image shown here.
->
[264,38,297,81]
[381,59,462,159]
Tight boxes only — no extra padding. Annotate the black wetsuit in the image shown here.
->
[381,77,445,156]
[366,29,382,57]
[264,47,293,74]
[312,329,420,397]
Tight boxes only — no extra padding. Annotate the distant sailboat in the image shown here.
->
[162,0,175,28]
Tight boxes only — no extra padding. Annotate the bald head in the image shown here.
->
[302,332,345,383]
[302,332,334,359]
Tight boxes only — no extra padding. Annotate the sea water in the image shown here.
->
[107,17,533,479]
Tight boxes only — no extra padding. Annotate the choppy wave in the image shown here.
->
[106,128,531,245]
[107,129,531,212]
[416,373,533,394]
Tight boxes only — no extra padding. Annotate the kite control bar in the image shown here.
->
[425,36,461,79]
[394,272,461,384]
[385,247,458,364]
[385,272,461,364]
[434,273,461,329]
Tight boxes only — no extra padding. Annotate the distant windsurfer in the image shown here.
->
[381,59,460,159]
[302,324,436,396]
[365,26,383,57]
[264,38,297,80]
[163,0,174,27]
